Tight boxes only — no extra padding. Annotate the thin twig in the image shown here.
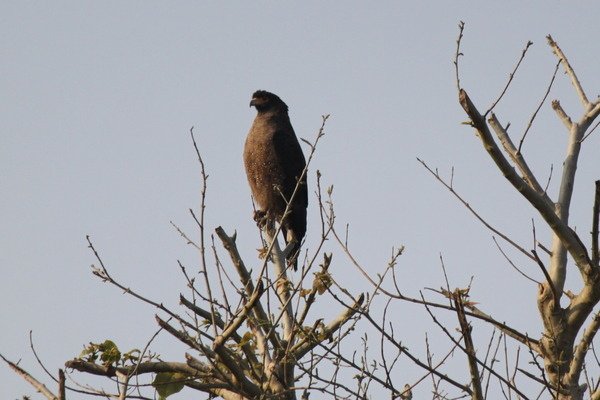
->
[543,164,554,195]
[486,41,534,117]
[518,60,561,153]
[331,216,539,349]
[418,157,534,261]
[454,21,465,92]
[592,180,600,268]
[189,127,220,340]
[493,236,539,284]
[86,236,215,342]
[421,292,530,399]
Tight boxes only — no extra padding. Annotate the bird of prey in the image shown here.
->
[244,90,307,270]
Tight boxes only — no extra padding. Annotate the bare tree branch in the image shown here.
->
[215,226,282,353]
[485,40,533,116]
[66,359,202,378]
[592,180,600,268]
[1,353,58,400]
[552,100,573,130]
[454,21,465,92]
[418,156,536,261]
[488,113,550,200]
[566,312,600,386]
[459,88,591,284]
[453,291,484,400]
[547,35,589,108]
[214,281,264,349]
[293,293,364,360]
[518,60,561,153]
[532,249,559,309]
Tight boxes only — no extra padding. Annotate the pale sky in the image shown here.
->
[2,2,599,398]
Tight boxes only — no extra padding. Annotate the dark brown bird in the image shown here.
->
[244,90,307,270]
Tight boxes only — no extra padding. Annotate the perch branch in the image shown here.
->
[215,227,281,351]
[263,228,295,342]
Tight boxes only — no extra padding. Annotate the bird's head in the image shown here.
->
[250,90,288,113]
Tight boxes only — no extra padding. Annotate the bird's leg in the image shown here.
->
[254,210,277,239]
[253,210,268,228]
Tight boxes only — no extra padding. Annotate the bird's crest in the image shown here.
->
[250,90,288,112]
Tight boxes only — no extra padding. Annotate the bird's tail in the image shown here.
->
[281,206,306,271]
[282,226,301,271]
[286,240,301,271]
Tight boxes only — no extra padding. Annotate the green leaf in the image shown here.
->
[78,339,121,365]
[153,372,187,400]
[98,340,121,366]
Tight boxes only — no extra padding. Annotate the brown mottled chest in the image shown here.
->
[243,118,285,209]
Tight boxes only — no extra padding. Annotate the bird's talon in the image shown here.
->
[253,210,267,228]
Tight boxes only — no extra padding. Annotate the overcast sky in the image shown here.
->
[2,2,599,398]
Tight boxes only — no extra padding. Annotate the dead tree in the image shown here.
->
[319,23,600,400]
[454,23,600,399]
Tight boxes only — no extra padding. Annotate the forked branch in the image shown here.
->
[459,89,591,282]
